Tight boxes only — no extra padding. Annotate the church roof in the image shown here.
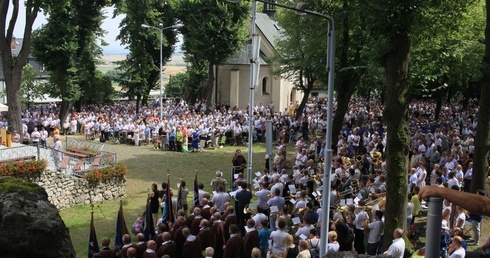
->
[224,13,282,65]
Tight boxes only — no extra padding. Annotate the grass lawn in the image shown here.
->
[60,139,267,257]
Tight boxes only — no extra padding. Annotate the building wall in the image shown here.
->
[0,81,6,104]
[217,64,301,113]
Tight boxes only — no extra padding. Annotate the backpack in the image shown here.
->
[308,239,320,258]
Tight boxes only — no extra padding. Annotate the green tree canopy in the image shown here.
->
[176,0,248,106]
[32,0,111,122]
[114,0,179,111]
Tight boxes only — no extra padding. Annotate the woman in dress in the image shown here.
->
[191,129,200,152]
[149,183,160,227]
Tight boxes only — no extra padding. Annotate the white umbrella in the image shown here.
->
[0,103,8,112]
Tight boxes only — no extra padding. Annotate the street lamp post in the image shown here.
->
[224,0,334,256]
[141,23,183,120]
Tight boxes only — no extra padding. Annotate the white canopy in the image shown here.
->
[0,103,7,112]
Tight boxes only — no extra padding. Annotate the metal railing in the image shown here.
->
[65,136,105,153]
[0,143,117,175]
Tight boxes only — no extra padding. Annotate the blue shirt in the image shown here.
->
[258,227,272,249]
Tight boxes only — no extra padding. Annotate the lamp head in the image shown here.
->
[172,24,184,29]
[141,24,151,29]
[295,2,310,14]
[224,0,242,3]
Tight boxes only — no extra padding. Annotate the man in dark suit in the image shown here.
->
[235,182,252,235]
[182,227,202,258]
[99,237,117,258]
[156,232,176,258]
[242,219,259,258]
[224,224,244,258]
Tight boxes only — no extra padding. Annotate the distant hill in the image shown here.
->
[100,55,186,66]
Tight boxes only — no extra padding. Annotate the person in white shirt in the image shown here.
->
[409,168,418,192]
[51,136,63,171]
[269,220,289,255]
[294,191,308,215]
[31,127,40,145]
[454,165,464,186]
[270,178,284,197]
[40,127,48,148]
[363,210,384,255]
[416,164,427,189]
[252,205,268,229]
[448,236,465,258]
[327,231,340,252]
[353,202,369,254]
[447,172,459,189]
[384,228,405,258]
[254,183,270,213]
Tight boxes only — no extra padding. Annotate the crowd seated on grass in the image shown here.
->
[1,96,487,257]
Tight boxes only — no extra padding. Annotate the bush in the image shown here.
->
[84,162,127,184]
[0,159,47,177]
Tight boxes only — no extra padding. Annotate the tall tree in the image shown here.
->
[272,0,327,120]
[272,0,367,139]
[176,0,248,107]
[0,0,61,134]
[471,0,490,193]
[363,0,476,248]
[32,0,111,122]
[114,0,179,111]
[20,64,45,108]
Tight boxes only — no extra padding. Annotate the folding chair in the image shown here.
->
[463,220,474,239]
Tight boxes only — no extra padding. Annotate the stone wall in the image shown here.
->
[21,170,126,210]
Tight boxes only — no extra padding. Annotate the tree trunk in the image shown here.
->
[295,81,314,120]
[332,75,361,144]
[0,0,40,136]
[136,95,141,114]
[5,67,23,135]
[331,0,362,144]
[471,0,490,193]
[59,100,70,126]
[205,63,215,112]
[383,34,412,248]
[435,92,443,121]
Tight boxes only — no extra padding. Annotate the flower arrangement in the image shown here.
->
[0,159,47,177]
[84,162,127,184]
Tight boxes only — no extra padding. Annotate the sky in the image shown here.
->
[11,5,126,55]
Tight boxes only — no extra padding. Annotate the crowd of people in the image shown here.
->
[1,95,489,258]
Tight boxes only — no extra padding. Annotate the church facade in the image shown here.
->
[214,12,302,114]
